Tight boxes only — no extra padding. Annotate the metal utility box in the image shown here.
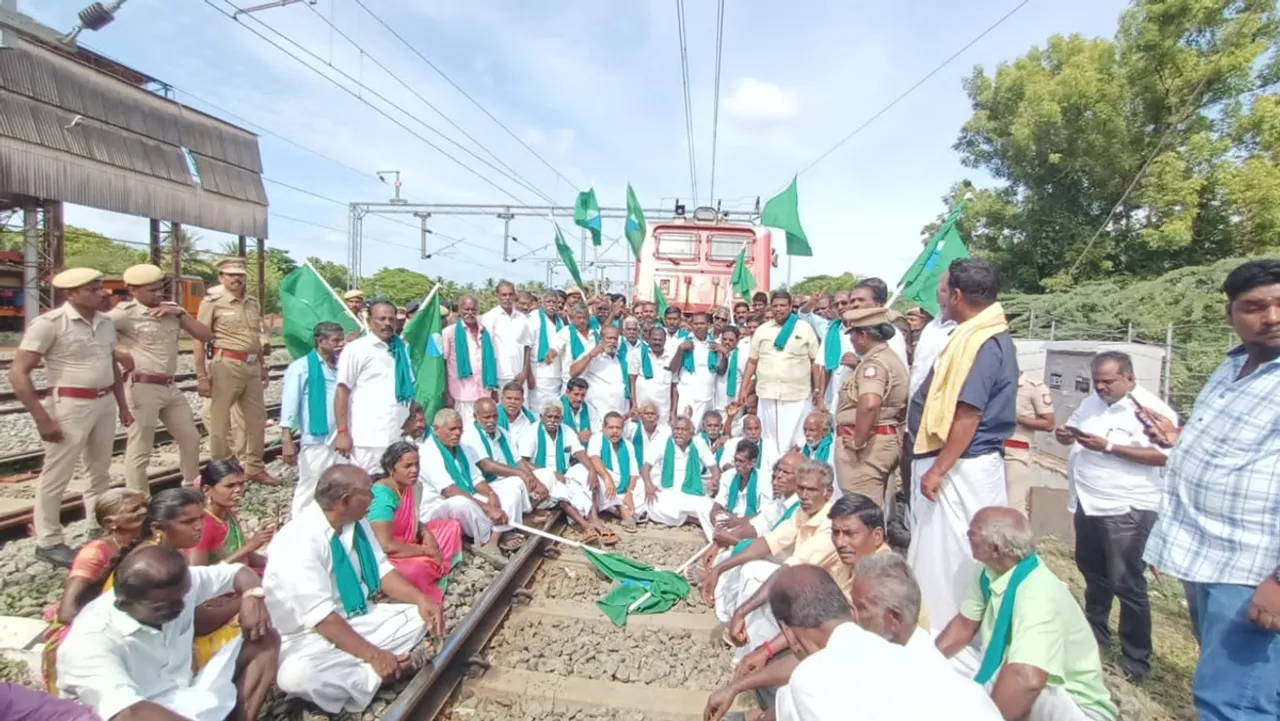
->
[1013,341,1166,460]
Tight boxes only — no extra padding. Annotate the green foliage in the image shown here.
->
[789,273,860,296]
[941,0,1280,292]
[360,267,548,309]
[306,256,351,292]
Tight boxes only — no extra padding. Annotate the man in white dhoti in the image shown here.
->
[265,466,445,714]
[335,301,414,474]
[569,324,635,428]
[281,320,348,518]
[463,398,550,519]
[480,280,533,401]
[526,291,567,412]
[738,291,821,459]
[587,411,642,528]
[442,295,499,426]
[634,326,676,425]
[670,312,718,425]
[638,416,720,538]
[907,258,1016,631]
[700,459,835,664]
[418,409,530,566]
[936,507,1119,721]
[518,401,614,545]
[498,382,538,441]
[60,545,279,721]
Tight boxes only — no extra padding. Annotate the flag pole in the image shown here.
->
[888,192,973,309]
[302,258,367,330]
[626,540,715,612]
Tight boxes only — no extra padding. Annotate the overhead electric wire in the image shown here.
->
[348,0,582,194]
[674,0,699,204]
[708,0,725,203]
[793,0,1033,180]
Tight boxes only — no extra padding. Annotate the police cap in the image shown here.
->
[52,267,103,290]
[122,264,165,286]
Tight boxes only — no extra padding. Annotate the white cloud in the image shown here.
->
[724,77,801,124]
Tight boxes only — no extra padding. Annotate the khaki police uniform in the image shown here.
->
[343,290,366,342]
[833,308,908,506]
[198,259,267,474]
[1006,372,1053,516]
[197,284,246,456]
[109,265,202,494]
[19,268,118,548]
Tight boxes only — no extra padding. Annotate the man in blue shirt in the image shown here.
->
[906,258,1017,630]
[280,321,346,517]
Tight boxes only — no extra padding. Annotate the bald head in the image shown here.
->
[315,464,373,512]
[778,450,804,473]
[115,545,188,602]
[769,564,853,630]
[475,397,498,415]
[803,411,830,442]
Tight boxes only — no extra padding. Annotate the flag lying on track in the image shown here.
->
[584,549,691,627]
[279,265,362,359]
[730,246,756,302]
[554,224,586,290]
[574,188,603,247]
[400,286,447,421]
[762,175,811,257]
[897,198,971,317]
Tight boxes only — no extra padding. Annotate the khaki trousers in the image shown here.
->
[1004,446,1032,517]
[208,357,265,474]
[35,395,116,547]
[125,381,202,494]
[202,398,245,458]
[834,432,900,507]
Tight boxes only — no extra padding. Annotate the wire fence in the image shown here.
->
[1007,311,1236,416]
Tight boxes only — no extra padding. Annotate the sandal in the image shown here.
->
[580,528,602,547]
[598,527,620,546]
[498,532,525,553]
[524,510,552,526]
[620,516,638,533]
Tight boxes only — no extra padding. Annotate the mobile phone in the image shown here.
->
[1064,426,1085,437]
[1127,393,1155,430]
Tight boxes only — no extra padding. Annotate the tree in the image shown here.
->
[790,273,860,296]
[362,267,434,306]
[306,256,351,292]
[938,0,1280,293]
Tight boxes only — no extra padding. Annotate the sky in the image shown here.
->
[19,0,1131,292]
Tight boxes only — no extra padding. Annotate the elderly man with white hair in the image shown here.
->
[417,408,531,567]
[935,507,1119,721]
[518,399,615,545]
[638,416,721,538]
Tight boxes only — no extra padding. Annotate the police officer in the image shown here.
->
[833,306,908,507]
[195,282,247,463]
[197,257,277,484]
[8,268,132,567]
[343,289,366,341]
[1006,371,1055,516]
[110,264,215,493]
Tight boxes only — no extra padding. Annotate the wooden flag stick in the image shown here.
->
[627,540,715,613]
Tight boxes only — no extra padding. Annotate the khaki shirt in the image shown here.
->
[749,316,820,402]
[108,301,182,376]
[835,344,908,427]
[1011,373,1054,444]
[765,499,839,572]
[197,292,263,354]
[18,304,116,389]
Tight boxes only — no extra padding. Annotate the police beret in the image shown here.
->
[52,267,103,290]
[122,264,165,286]
[216,257,248,275]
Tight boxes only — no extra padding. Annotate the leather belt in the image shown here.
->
[132,374,174,385]
[214,348,259,364]
[55,386,112,399]
[1004,439,1030,450]
[836,424,899,438]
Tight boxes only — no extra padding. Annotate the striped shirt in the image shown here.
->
[1144,347,1280,585]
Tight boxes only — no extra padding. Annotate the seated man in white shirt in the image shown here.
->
[265,466,445,714]
[569,324,635,428]
[497,382,538,440]
[699,451,802,574]
[560,377,596,446]
[795,410,834,466]
[418,408,531,567]
[700,409,732,468]
[725,413,774,476]
[59,545,279,721]
[463,397,550,521]
[711,440,769,526]
[519,400,614,545]
[588,411,643,528]
[634,326,677,425]
[638,416,720,538]
[627,400,670,468]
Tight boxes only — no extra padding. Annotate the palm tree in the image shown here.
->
[162,226,216,281]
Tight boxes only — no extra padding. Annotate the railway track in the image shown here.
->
[0,363,290,410]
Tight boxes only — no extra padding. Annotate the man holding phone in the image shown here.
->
[1054,350,1176,682]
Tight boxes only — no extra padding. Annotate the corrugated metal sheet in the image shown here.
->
[0,41,268,237]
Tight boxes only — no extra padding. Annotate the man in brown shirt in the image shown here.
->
[9,268,132,567]
[197,257,277,484]
[833,307,908,506]
[1005,372,1055,516]
[110,264,216,494]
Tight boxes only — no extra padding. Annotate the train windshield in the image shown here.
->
[707,233,755,262]
[654,231,698,260]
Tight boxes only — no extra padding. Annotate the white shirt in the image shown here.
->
[1066,386,1177,516]
[644,435,718,487]
[417,437,486,516]
[636,344,677,421]
[782,623,1002,721]
[579,348,633,416]
[723,434,777,480]
[557,325,599,379]
[715,468,768,516]
[58,564,243,720]
[518,423,585,470]
[527,310,567,383]
[716,343,751,410]
[481,305,532,381]
[588,434,640,483]
[675,335,717,404]
[499,405,537,444]
[462,422,518,468]
[628,421,671,464]
[336,334,410,448]
[907,316,957,413]
[888,329,910,370]
[821,327,856,407]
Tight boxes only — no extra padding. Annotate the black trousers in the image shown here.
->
[1073,507,1157,675]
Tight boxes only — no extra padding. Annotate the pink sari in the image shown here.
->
[389,484,463,605]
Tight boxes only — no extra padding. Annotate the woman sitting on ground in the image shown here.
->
[367,441,465,604]
[41,488,147,693]
[189,458,274,573]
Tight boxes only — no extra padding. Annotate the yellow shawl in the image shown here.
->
[914,303,1008,454]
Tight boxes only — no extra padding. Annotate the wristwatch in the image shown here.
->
[242,587,266,599]
[1104,441,1114,454]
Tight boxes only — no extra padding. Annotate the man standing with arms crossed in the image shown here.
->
[197,257,277,484]
[111,264,214,494]
[10,268,132,567]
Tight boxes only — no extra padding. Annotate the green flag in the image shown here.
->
[400,287,447,421]
[583,549,691,627]
[897,199,971,317]
[574,188,602,246]
[761,175,811,256]
[653,282,669,317]
[730,246,756,302]
[625,184,646,257]
[279,265,361,360]
[554,224,585,290]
